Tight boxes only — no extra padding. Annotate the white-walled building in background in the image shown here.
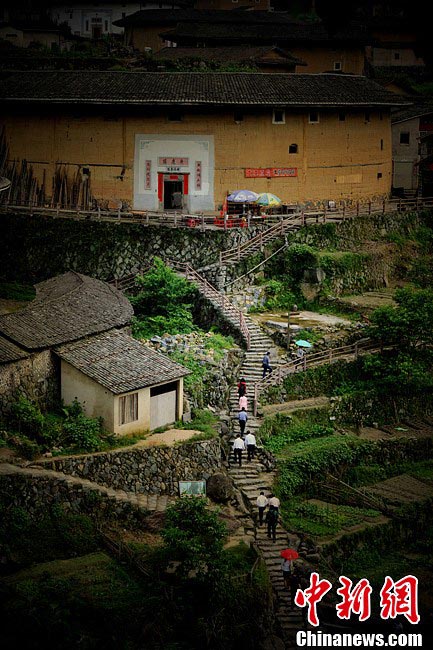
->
[47,1,187,37]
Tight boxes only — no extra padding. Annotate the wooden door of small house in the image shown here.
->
[150,381,177,430]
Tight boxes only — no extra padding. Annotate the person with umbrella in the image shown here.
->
[294,340,312,370]
[280,548,299,591]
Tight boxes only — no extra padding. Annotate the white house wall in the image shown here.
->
[392,116,420,191]
[134,133,215,211]
[113,386,150,435]
[61,359,115,431]
[49,3,178,37]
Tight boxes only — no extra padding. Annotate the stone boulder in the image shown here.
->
[206,472,234,503]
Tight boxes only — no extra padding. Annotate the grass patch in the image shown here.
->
[281,499,382,538]
[259,411,334,455]
[0,504,99,567]
[344,459,433,488]
[173,408,219,442]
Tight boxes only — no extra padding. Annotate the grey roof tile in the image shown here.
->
[0,272,133,350]
[0,71,410,107]
[56,330,190,394]
[0,336,29,364]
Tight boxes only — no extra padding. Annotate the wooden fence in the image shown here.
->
[1,197,432,234]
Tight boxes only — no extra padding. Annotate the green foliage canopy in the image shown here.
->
[130,257,197,337]
[368,287,433,349]
[162,497,227,580]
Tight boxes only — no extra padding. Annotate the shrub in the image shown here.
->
[63,413,104,452]
[8,396,44,438]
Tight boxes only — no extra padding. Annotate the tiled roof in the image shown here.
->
[57,330,190,394]
[160,20,368,44]
[0,71,410,108]
[391,102,433,124]
[0,272,133,351]
[154,46,306,66]
[0,336,29,364]
[114,9,299,28]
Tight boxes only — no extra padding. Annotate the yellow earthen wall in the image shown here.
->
[1,106,392,208]
[290,46,365,75]
[128,25,171,52]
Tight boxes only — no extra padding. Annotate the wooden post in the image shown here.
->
[368,200,371,215]
[356,201,359,217]
[224,214,227,230]
[286,308,291,349]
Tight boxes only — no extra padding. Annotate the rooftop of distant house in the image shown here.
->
[0,272,133,351]
[391,102,433,124]
[153,45,307,66]
[159,20,369,45]
[0,70,411,108]
[56,329,190,394]
[113,8,308,28]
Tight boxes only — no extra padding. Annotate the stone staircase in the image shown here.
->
[229,314,284,433]
[0,463,175,513]
[227,458,305,646]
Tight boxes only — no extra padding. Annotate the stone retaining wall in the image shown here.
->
[0,468,148,526]
[0,350,59,417]
[0,213,261,283]
[37,438,222,495]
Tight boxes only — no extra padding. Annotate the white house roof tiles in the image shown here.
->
[57,330,190,394]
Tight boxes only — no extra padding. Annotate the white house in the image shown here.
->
[0,271,189,433]
[47,1,188,37]
[57,330,189,434]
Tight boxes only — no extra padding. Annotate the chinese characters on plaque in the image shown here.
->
[145,160,151,190]
[158,157,189,166]
[245,167,298,178]
[195,161,202,190]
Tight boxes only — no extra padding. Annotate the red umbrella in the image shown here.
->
[280,549,299,560]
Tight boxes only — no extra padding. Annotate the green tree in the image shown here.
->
[161,497,227,580]
[130,257,197,336]
[368,287,433,348]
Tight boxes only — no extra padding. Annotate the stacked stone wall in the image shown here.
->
[38,438,222,495]
[0,350,59,417]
